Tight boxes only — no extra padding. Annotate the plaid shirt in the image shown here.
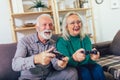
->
[12,33,62,80]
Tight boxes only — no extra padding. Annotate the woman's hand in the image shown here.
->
[90,48,100,61]
[72,48,86,62]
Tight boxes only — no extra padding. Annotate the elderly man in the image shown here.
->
[12,14,78,80]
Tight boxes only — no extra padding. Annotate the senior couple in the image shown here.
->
[12,11,105,80]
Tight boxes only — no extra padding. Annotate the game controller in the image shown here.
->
[50,50,65,60]
[81,50,97,55]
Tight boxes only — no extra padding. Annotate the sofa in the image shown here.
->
[1,31,120,80]
[94,30,120,80]
[0,42,20,80]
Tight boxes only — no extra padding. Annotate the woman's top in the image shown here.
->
[56,35,96,67]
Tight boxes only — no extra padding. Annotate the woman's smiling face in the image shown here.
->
[66,14,82,36]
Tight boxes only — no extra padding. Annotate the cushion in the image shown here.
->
[97,55,120,80]
[0,43,20,80]
[110,30,120,56]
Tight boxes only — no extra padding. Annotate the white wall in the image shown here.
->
[0,0,12,43]
[0,0,120,43]
[92,0,120,42]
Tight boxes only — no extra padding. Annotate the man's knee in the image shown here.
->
[66,67,78,75]
[46,67,78,80]
[64,67,78,80]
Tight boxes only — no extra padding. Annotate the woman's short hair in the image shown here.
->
[62,11,86,40]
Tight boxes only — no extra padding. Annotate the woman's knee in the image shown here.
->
[78,67,90,74]
[94,64,103,71]
[78,67,92,80]
[92,64,105,80]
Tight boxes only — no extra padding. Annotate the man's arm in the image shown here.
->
[12,40,35,71]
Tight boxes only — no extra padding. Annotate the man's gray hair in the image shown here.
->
[62,11,86,40]
[36,14,53,26]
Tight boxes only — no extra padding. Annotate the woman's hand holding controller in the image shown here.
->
[90,48,100,61]
[72,48,86,62]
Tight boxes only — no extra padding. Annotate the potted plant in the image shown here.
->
[29,0,47,11]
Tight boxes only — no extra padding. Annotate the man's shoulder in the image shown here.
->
[20,33,37,44]
[51,34,62,41]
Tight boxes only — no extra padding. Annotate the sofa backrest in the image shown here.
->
[110,30,120,56]
[51,34,61,42]
[0,43,20,80]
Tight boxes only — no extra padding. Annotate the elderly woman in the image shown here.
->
[56,12,105,80]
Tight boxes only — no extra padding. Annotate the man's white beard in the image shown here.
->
[39,30,52,40]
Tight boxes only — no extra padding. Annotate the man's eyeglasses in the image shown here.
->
[68,20,81,25]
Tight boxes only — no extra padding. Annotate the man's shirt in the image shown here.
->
[12,33,61,79]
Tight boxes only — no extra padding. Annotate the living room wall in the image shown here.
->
[0,0,120,43]
[92,0,120,42]
[0,0,12,43]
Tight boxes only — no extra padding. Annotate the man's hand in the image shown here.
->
[72,48,86,62]
[90,48,100,61]
[57,57,69,68]
[34,47,55,65]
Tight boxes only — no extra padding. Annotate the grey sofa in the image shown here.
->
[0,33,117,80]
[94,30,120,80]
[0,43,20,80]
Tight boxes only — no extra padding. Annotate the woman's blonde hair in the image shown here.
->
[62,11,86,40]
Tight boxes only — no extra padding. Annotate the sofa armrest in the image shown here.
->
[0,43,20,80]
[93,41,112,56]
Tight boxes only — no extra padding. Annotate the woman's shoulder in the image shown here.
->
[83,34,91,40]
[56,36,69,44]
[57,36,66,41]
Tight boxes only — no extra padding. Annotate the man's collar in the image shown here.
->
[34,33,54,45]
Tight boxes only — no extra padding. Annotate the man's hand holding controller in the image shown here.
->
[34,47,68,68]
[34,47,56,65]
[50,50,69,68]
[50,50,66,60]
